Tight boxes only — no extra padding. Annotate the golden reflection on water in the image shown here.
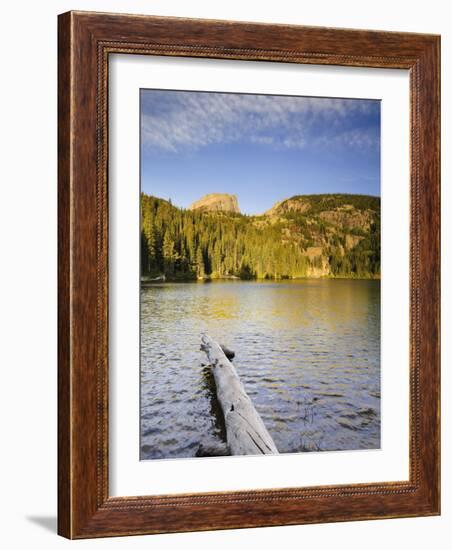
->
[140,279,380,460]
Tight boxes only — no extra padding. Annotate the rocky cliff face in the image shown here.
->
[189,193,240,213]
[260,194,380,278]
[264,197,311,216]
[265,195,377,221]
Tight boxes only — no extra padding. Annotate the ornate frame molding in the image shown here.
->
[58,11,440,538]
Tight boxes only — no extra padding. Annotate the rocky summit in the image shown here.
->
[189,193,240,214]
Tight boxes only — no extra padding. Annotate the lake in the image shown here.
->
[140,279,380,460]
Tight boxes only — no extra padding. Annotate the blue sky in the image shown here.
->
[141,89,380,215]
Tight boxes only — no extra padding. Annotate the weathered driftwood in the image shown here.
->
[200,334,279,456]
[195,442,229,457]
[141,274,166,284]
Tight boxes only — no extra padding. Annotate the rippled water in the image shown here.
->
[140,279,380,460]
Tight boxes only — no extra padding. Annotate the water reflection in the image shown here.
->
[140,279,380,459]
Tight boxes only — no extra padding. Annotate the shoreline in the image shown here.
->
[141,275,381,284]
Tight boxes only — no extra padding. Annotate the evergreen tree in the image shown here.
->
[162,231,176,276]
[196,246,205,279]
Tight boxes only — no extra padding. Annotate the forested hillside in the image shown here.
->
[141,193,380,281]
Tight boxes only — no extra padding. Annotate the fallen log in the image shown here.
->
[195,442,229,457]
[200,334,279,456]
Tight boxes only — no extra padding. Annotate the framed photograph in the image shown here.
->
[58,11,440,538]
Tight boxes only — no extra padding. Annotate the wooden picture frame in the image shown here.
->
[58,11,440,539]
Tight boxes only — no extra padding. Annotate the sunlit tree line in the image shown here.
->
[141,193,380,280]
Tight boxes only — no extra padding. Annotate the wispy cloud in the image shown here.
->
[141,90,379,153]
[315,127,380,150]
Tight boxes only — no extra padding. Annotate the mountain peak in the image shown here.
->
[189,193,240,214]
